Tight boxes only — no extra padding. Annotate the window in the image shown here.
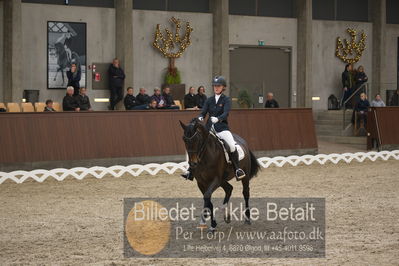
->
[168,0,209,13]
[229,0,256,16]
[258,0,294,18]
[312,0,369,22]
[336,0,368,22]
[312,0,335,20]
[133,0,166,11]
[387,0,399,24]
[22,0,114,8]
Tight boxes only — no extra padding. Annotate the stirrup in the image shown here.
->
[235,168,246,181]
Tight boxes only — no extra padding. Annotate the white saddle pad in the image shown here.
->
[210,131,245,162]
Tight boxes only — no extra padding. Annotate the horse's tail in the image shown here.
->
[249,150,260,180]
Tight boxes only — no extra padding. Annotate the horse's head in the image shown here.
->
[179,118,209,168]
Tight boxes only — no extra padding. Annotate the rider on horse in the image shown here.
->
[181,76,246,181]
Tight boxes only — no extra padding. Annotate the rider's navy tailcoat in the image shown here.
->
[200,93,232,133]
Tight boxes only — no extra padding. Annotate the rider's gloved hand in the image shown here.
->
[198,116,204,121]
[211,117,219,124]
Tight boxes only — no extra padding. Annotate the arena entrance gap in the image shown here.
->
[229,45,292,108]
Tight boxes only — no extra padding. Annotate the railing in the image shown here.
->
[342,82,369,129]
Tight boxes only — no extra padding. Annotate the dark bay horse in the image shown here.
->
[180,118,260,231]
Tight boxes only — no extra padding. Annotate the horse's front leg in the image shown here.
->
[242,178,251,225]
[202,179,220,232]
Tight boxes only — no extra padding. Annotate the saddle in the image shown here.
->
[209,131,245,163]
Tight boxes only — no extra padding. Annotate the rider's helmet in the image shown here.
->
[212,76,227,87]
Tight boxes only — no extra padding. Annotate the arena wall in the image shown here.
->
[383,24,399,98]
[21,3,115,110]
[229,15,298,107]
[132,10,213,97]
[0,1,4,103]
[311,20,373,110]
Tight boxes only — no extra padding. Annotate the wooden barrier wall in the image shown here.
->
[367,107,399,150]
[0,109,317,164]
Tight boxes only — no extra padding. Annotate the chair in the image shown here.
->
[53,102,62,112]
[7,103,21,112]
[35,102,46,112]
[0,103,6,112]
[21,102,35,112]
[174,100,183,110]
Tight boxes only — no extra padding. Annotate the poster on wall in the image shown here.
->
[47,21,86,89]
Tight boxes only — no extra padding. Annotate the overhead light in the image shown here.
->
[312,97,320,101]
[22,98,26,103]
[94,98,109,103]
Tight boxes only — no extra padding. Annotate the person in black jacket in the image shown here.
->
[342,64,354,108]
[162,87,179,109]
[184,86,199,110]
[264,92,279,108]
[75,87,92,111]
[63,86,80,111]
[136,88,151,105]
[352,92,370,127]
[181,76,245,181]
[44,99,56,112]
[108,58,125,110]
[124,87,137,110]
[66,63,81,96]
[196,86,207,108]
[389,89,399,106]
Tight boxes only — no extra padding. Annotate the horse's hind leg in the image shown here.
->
[242,178,251,225]
[221,180,233,223]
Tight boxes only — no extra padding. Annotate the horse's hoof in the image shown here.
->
[224,215,231,224]
[244,219,251,225]
[208,227,217,233]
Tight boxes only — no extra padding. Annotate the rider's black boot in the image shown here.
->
[181,167,194,181]
[229,150,246,181]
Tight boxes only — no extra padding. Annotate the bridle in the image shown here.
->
[182,127,210,167]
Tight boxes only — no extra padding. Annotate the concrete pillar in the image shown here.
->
[3,0,23,102]
[115,0,133,109]
[210,0,230,95]
[296,0,312,108]
[371,0,386,96]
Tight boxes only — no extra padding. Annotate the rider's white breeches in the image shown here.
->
[216,130,236,152]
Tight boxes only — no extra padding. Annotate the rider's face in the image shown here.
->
[213,85,223,95]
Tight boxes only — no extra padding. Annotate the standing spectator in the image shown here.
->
[370,94,386,107]
[355,66,368,88]
[342,64,354,108]
[66,63,81,96]
[162,87,180,110]
[184,86,199,110]
[151,88,166,108]
[44,99,56,112]
[75,87,92,111]
[136,88,151,106]
[108,58,125,110]
[124,87,137,110]
[264,92,279,108]
[352,92,370,127]
[63,86,80,111]
[389,89,399,106]
[196,86,207,108]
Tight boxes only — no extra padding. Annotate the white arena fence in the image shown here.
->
[1,150,398,184]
